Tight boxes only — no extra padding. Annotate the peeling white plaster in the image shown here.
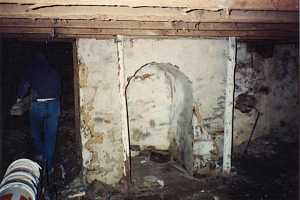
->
[123,38,228,174]
[76,37,298,185]
[77,39,124,185]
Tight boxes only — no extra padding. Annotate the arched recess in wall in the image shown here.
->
[126,62,194,173]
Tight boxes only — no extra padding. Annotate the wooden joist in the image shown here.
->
[0,18,297,39]
[55,28,297,37]
[0,19,298,32]
[0,0,298,11]
[0,0,297,39]
[0,4,298,22]
[0,27,297,40]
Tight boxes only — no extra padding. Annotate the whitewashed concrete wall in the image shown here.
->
[122,38,228,173]
[123,38,228,133]
[77,39,124,185]
[77,38,228,182]
[127,62,194,172]
[127,65,174,150]
[76,37,298,184]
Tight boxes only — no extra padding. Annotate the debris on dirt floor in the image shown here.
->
[120,130,298,200]
[213,195,220,200]
[61,186,86,199]
[131,145,142,157]
[59,164,66,180]
[85,180,118,200]
[68,192,85,199]
[140,159,147,164]
[135,148,171,164]
[60,177,86,199]
[55,109,83,195]
[68,191,86,199]
[149,150,170,163]
[213,131,299,200]
[143,176,165,188]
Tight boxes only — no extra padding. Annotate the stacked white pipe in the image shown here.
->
[0,159,41,200]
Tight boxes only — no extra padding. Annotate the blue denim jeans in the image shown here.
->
[30,100,60,172]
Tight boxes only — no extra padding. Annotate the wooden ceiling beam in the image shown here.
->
[0,27,52,34]
[0,0,298,11]
[0,19,297,32]
[2,33,297,43]
[56,28,299,38]
[0,1,297,39]
[0,26,296,39]
[0,4,298,23]
[229,0,298,11]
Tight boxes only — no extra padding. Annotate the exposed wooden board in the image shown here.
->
[0,36,2,175]
[223,37,236,175]
[230,0,298,11]
[0,27,297,39]
[1,32,298,41]
[72,40,83,180]
[0,4,298,23]
[0,0,228,10]
[0,0,298,11]
[237,36,299,42]
[0,18,298,32]
[42,28,300,38]
[228,10,298,24]
[56,34,115,39]
[238,38,299,43]
[1,33,115,39]
[0,33,55,39]
[0,27,53,34]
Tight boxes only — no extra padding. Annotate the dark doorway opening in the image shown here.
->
[0,39,82,192]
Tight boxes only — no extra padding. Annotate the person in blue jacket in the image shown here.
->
[17,52,61,174]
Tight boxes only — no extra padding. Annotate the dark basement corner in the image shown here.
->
[0,39,84,198]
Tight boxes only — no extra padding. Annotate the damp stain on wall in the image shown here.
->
[234,43,298,145]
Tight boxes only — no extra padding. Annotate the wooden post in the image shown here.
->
[72,39,85,183]
[0,36,2,175]
[116,35,131,184]
[223,37,236,174]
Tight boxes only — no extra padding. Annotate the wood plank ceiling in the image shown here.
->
[0,0,298,39]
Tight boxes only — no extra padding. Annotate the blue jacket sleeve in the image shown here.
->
[17,80,30,99]
[17,70,31,98]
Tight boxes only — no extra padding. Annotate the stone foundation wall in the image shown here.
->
[76,38,298,184]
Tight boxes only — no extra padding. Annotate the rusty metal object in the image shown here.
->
[243,111,261,155]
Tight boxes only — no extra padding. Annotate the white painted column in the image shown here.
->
[116,35,131,179]
[223,37,236,174]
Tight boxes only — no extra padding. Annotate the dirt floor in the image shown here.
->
[1,116,33,173]
[82,130,298,200]
[1,121,298,200]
